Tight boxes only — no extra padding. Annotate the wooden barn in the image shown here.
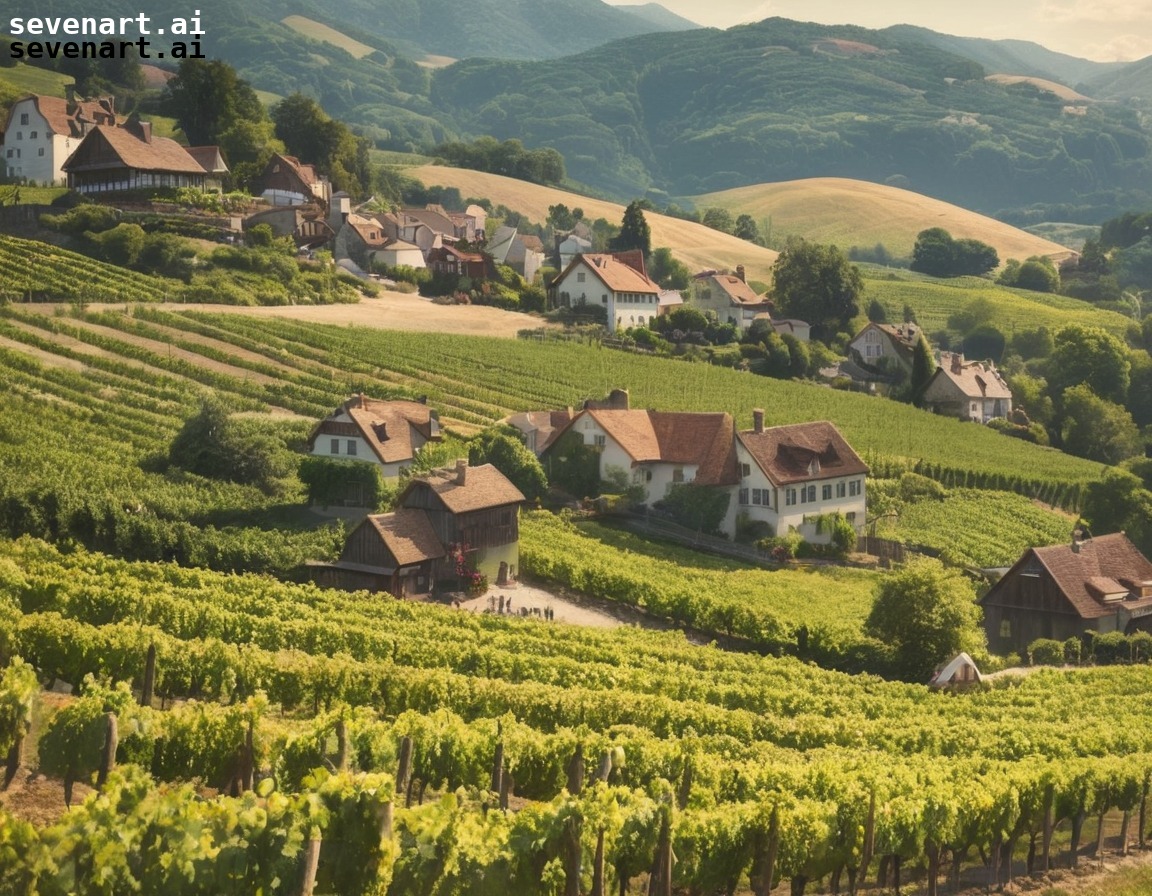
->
[309,461,524,598]
[981,532,1152,654]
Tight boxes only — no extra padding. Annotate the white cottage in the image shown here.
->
[922,353,1013,422]
[306,395,442,482]
[729,413,868,542]
[2,93,117,185]
[551,251,661,334]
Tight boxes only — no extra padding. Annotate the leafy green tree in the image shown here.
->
[610,200,652,256]
[1082,468,1152,557]
[963,324,1006,363]
[1047,325,1131,405]
[911,228,998,277]
[1000,256,1060,292]
[468,428,548,502]
[865,557,986,680]
[770,238,863,341]
[91,223,146,267]
[1058,384,1142,464]
[169,399,297,495]
[1011,327,1053,360]
[647,247,690,290]
[733,214,760,243]
[908,334,936,404]
[866,299,887,323]
[163,59,264,147]
[701,207,734,234]
[272,94,371,196]
[1127,350,1152,428]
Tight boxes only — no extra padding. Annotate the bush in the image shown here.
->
[1027,638,1065,666]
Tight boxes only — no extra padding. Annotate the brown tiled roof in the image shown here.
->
[365,509,445,566]
[63,125,207,175]
[707,272,763,306]
[854,322,922,363]
[346,213,387,248]
[308,396,440,465]
[561,253,660,295]
[410,462,525,514]
[1029,533,1152,619]
[503,409,576,453]
[521,235,545,252]
[931,353,1013,400]
[185,145,228,174]
[12,94,118,137]
[738,421,869,486]
[583,409,740,486]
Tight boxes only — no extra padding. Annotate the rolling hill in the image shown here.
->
[408,164,1073,279]
[406,164,781,281]
[689,177,1076,263]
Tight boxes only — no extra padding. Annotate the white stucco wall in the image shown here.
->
[3,99,74,184]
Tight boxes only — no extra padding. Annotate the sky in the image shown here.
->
[611,0,1152,62]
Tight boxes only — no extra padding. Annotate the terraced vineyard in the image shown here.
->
[860,269,1135,339]
[0,235,179,302]
[5,538,1152,894]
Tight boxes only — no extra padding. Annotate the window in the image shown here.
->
[740,462,751,478]
[785,488,797,506]
[752,488,771,507]
[593,434,606,448]
[739,487,749,505]
[601,295,608,303]
[15,132,21,141]
[836,482,846,498]
[672,468,685,483]
[999,619,1011,639]
[802,485,816,503]
[330,438,340,455]
[849,480,862,497]
[19,114,29,125]
[822,484,832,501]
[347,440,357,456]
[38,148,44,156]
[29,131,37,139]
[576,272,586,283]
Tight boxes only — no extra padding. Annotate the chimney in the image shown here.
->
[753,409,765,434]
[456,459,468,486]
[65,85,76,106]
[358,392,366,408]
[951,353,962,374]
[608,388,630,410]
[736,265,746,283]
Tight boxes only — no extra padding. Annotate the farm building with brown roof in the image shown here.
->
[981,533,1152,654]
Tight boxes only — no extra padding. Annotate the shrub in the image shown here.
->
[1027,638,1065,666]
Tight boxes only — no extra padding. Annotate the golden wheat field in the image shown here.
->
[691,177,1075,265]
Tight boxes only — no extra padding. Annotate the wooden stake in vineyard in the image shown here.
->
[140,642,156,708]
[96,712,117,790]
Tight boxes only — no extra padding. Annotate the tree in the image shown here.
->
[866,299,888,323]
[1047,325,1131,405]
[1082,469,1152,558]
[911,228,998,277]
[162,59,264,147]
[1058,384,1142,464]
[169,399,297,495]
[610,201,651,256]
[865,557,985,680]
[701,207,734,234]
[770,238,863,341]
[468,428,548,502]
[907,334,936,404]
[272,94,370,196]
[734,214,761,243]
[647,247,690,290]
[999,255,1060,292]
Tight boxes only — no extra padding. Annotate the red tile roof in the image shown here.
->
[1029,533,1152,619]
[582,409,740,486]
[408,462,526,514]
[703,272,763,306]
[364,509,445,566]
[185,145,228,174]
[309,396,440,466]
[63,124,207,175]
[10,94,118,137]
[560,253,660,295]
[931,353,1013,400]
[738,421,869,486]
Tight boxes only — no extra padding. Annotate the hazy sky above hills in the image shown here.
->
[613,0,1152,61]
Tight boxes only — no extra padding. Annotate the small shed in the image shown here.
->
[929,652,983,689]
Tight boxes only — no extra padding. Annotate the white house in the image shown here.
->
[543,396,739,505]
[849,322,923,373]
[306,395,442,482]
[728,413,868,542]
[689,266,772,330]
[2,93,117,185]
[922,352,1013,422]
[551,251,661,333]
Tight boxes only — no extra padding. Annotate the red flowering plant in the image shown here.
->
[449,542,487,596]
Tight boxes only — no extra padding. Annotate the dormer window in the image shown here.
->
[808,458,821,476]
